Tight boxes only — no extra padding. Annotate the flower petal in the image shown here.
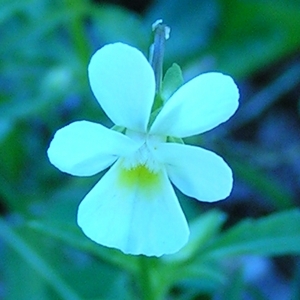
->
[150,72,239,138]
[88,43,155,132]
[155,143,233,202]
[77,161,189,256]
[47,121,138,176]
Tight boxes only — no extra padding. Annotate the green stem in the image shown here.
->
[139,257,155,300]
[138,257,170,300]
[150,20,170,93]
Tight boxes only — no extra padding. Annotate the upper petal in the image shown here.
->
[77,161,189,256]
[47,121,138,176]
[88,43,156,132]
[155,143,233,202]
[150,72,239,138]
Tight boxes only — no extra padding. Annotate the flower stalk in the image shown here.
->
[139,257,167,300]
[139,257,156,300]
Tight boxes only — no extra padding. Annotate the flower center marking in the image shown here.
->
[118,142,162,192]
[119,164,161,189]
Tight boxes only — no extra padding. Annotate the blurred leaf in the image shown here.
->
[0,118,12,142]
[0,0,87,134]
[246,285,269,300]
[0,126,26,181]
[208,0,300,77]
[174,260,226,295]
[151,212,228,298]
[232,61,300,129]
[230,157,295,210]
[3,245,49,300]
[200,209,300,258]
[0,172,26,213]
[165,210,227,263]
[291,262,300,300]
[0,218,81,300]
[218,268,244,300]
[218,141,295,210]
[28,219,139,274]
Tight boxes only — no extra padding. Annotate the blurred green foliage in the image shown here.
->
[1,0,300,299]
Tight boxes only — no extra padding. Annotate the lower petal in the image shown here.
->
[155,143,233,202]
[77,161,189,257]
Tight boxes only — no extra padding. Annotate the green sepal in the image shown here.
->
[151,93,164,113]
[161,63,184,103]
[111,125,126,133]
[147,107,162,130]
[167,136,184,144]
[147,64,183,129]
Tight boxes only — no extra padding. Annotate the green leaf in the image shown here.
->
[28,220,139,274]
[207,0,300,77]
[175,260,226,292]
[3,242,50,300]
[0,126,27,184]
[231,61,300,129]
[229,157,294,210]
[201,209,300,258]
[219,268,245,300]
[219,143,294,210]
[0,218,81,300]
[161,63,184,102]
[165,210,227,263]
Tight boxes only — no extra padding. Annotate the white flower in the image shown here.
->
[47,42,239,257]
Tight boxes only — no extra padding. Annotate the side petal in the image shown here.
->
[77,161,189,257]
[47,121,138,176]
[155,143,233,202]
[150,72,239,138]
[88,43,155,132]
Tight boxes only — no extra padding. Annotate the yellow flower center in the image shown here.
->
[117,134,164,195]
[118,164,161,190]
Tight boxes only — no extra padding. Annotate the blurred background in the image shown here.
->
[1,0,300,299]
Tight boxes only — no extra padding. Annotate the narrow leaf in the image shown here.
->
[165,210,226,263]
[0,218,81,300]
[29,220,139,274]
[201,209,300,258]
